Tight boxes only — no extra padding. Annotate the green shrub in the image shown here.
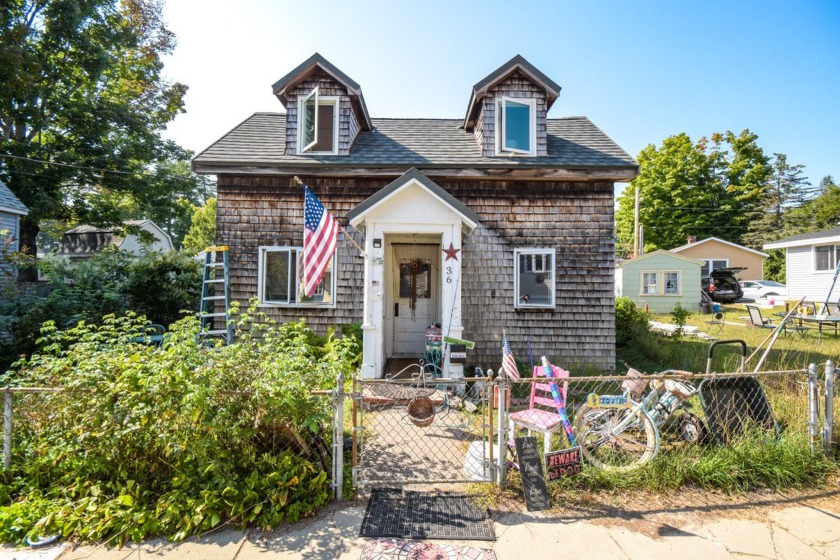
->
[0,249,201,371]
[670,302,692,340]
[615,297,651,347]
[1,302,360,545]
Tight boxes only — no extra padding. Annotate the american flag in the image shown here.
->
[502,334,521,381]
[303,186,339,297]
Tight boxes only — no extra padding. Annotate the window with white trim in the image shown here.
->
[701,259,728,277]
[258,246,335,306]
[641,271,682,296]
[664,271,680,295]
[298,87,339,154]
[514,248,555,308]
[496,97,536,155]
[641,272,658,295]
[815,245,840,271]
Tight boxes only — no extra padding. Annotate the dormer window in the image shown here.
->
[299,87,339,154]
[496,97,536,156]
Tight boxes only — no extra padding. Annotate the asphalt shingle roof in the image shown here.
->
[193,114,637,171]
[766,226,840,246]
[0,179,28,215]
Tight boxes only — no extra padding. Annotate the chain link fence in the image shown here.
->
[4,361,836,500]
[352,375,494,488]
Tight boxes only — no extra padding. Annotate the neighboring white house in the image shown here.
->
[764,226,840,302]
[0,179,28,254]
[58,219,174,260]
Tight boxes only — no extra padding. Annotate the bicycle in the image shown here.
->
[572,368,707,471]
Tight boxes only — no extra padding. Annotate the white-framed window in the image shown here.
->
[514,248,555,308]
[701,259,729,277]
[641,271,682,296]
[664,271,680,295]
[496,97,536,156]
[298,87,339,154]
[257,246,335,307]
[815,245,840,272]
[641,272,658,295]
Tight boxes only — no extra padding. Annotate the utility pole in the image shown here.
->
[633,186,640,257]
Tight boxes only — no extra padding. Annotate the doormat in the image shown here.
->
[359,488,495,541]
[360,538,497,560]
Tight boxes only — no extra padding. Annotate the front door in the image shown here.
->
[392,244,439,356]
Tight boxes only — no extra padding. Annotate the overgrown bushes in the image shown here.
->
[615,296,651,347]
[0,249,202,370]
[0,304,360,545]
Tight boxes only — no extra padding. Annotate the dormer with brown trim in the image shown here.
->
[272,53,372,156]
[463,55,561,158]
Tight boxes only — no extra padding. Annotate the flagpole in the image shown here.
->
[293,176,366,257]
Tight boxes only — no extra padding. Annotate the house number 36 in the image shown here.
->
[446,266,453,283]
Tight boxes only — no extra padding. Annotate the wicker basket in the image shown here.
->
[407,397,435,427]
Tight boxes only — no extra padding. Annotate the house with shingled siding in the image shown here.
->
[193,53,637,378]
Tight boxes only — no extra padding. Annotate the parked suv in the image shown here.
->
[701,267,746,303]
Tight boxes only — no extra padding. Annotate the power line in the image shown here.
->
[0,152,212,186]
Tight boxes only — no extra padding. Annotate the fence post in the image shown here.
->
[3,389,11,470]
[808,363,819,450]
[333,372,345,501]
[495,375,508,488]
[825,360,835,456]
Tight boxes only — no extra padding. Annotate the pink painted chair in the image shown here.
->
[508,364,569,456]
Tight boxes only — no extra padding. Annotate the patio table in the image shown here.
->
[788,314,840,342]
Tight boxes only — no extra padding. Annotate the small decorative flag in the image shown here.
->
[502,334,521,381]
[303,186,339,297]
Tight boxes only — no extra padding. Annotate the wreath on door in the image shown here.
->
[405,257,426,320]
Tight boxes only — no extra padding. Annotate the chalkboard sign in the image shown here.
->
[514,436,551,511]
[546,446,583,480]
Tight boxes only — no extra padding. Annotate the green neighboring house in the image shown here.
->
[615,250,703,313]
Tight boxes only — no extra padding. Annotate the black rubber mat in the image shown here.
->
[359,488,495,541]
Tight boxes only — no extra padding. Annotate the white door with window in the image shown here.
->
[391,244,439,356]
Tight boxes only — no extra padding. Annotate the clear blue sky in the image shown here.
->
[161,0,839,193]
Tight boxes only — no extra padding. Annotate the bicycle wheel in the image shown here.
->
[572,404,659,472]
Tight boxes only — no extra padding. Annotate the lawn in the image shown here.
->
[620,302,840,375]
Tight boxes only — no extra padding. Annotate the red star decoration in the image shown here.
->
[443,242,460,261]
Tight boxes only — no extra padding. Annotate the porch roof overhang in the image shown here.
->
[347,167,479,231]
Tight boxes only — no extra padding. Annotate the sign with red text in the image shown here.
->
[545,446,583,480]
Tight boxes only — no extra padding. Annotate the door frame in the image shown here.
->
[386,238,441,359]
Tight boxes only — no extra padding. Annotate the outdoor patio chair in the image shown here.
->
[746,305,806,338]
[704,311,726,334]
[507,364,569,456]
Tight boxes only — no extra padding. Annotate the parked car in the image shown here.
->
[701,267,745,303]
[739,280,787,301]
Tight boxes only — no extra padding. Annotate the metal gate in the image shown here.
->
[352,375,499,487]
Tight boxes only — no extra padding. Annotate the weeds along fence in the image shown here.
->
[1,383,344,496]
[500,364,837,479]
[3,365,837,500]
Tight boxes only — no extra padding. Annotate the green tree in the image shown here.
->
[181,197,217,255]
[0,0,187,269]
[744,153,813,246]
[784,175,840,236]
[615,130,769,255]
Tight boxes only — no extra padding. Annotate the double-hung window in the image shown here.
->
[701,259,728,277]
[496,97,536,155]
[258,246,335,306]
[641,271,681,296]
[641,272,658,295]
[514,248,555,308]
[815,245,840,272]
[298,87,339,154]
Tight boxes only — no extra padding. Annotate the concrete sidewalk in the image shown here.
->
[5,491,840,560]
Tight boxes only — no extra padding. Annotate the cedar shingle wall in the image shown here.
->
[284,70,355,156]
[216,176,615,371]
[480,70,548,157]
